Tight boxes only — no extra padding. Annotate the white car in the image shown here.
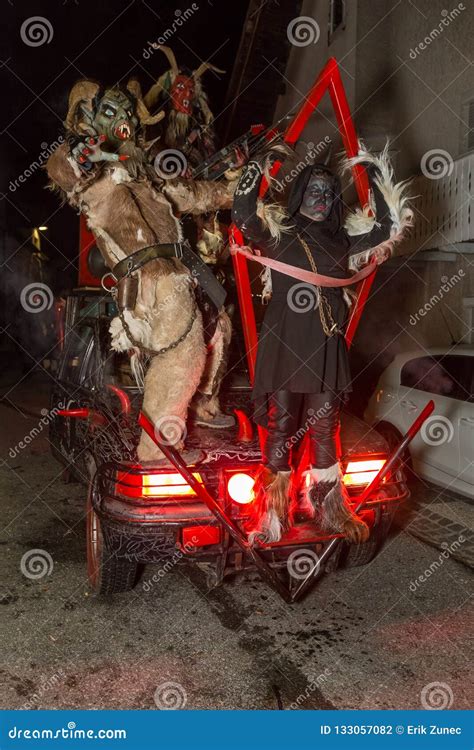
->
[365,346,474,499]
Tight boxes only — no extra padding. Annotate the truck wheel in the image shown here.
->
[86,484,138,595]
[339,503,397,569]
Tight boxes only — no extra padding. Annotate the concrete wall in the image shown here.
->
[355,0,472,176]
[274,0,358,155]
[272,0,473,361]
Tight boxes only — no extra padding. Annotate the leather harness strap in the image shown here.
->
[113,240,227,311]
[111,242,198,358]
[113,242,186,280]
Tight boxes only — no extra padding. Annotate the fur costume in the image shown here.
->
[47,80,237,462]
[144,45,234,427]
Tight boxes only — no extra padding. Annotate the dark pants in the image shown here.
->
[263,391,341,473]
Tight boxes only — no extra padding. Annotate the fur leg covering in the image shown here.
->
[303,463,369,544]
[247,466,291,545]
[191,310,234,428]
[136,314,207,463]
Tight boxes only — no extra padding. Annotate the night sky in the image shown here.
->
[1,0,250,286]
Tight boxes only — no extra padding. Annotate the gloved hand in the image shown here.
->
[72,135,129,169]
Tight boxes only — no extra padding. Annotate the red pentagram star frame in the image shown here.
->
[230,57,376,390]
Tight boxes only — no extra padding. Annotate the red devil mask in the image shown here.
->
[170,74,195,115]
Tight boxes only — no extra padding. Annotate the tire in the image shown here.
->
[86,483,139,595]
[339,503,397,569]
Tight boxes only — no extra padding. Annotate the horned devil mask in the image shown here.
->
[143,45,224,148]
[65,79,165,146]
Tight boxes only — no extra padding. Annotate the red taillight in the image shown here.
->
[343,459,386,487]
[182,525,221,548]
[227,472,255,504]
[116,471,203,498]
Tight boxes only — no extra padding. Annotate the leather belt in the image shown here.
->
[113,241,227,311]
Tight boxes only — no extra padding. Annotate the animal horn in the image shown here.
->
[193,61,226,79]
[149,43,179,75]
[234,409,254,443]
[143,73,168,110]
[65,79,100,133]
[126,79,165,126]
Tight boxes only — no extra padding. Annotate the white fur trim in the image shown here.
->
[344,204,378,237]
[67,155,82,179]
[303,462,341,486]
[111,166,132,184]
[109,312,153,353]
[248,508,282,545]
[341,141,414,269]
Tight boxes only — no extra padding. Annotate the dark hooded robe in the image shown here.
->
[232,161,392,426]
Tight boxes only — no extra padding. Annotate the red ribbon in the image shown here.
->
[229,245,376,287]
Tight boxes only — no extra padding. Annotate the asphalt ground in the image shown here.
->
[0,372,472,710]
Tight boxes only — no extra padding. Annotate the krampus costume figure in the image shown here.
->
[232,145,413,544]
[144,45,234,424]
[145,44,228,264]
[47,79,236,462]
[144,44,221,164]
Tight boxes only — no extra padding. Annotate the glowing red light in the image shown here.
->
[227,472,255,504]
